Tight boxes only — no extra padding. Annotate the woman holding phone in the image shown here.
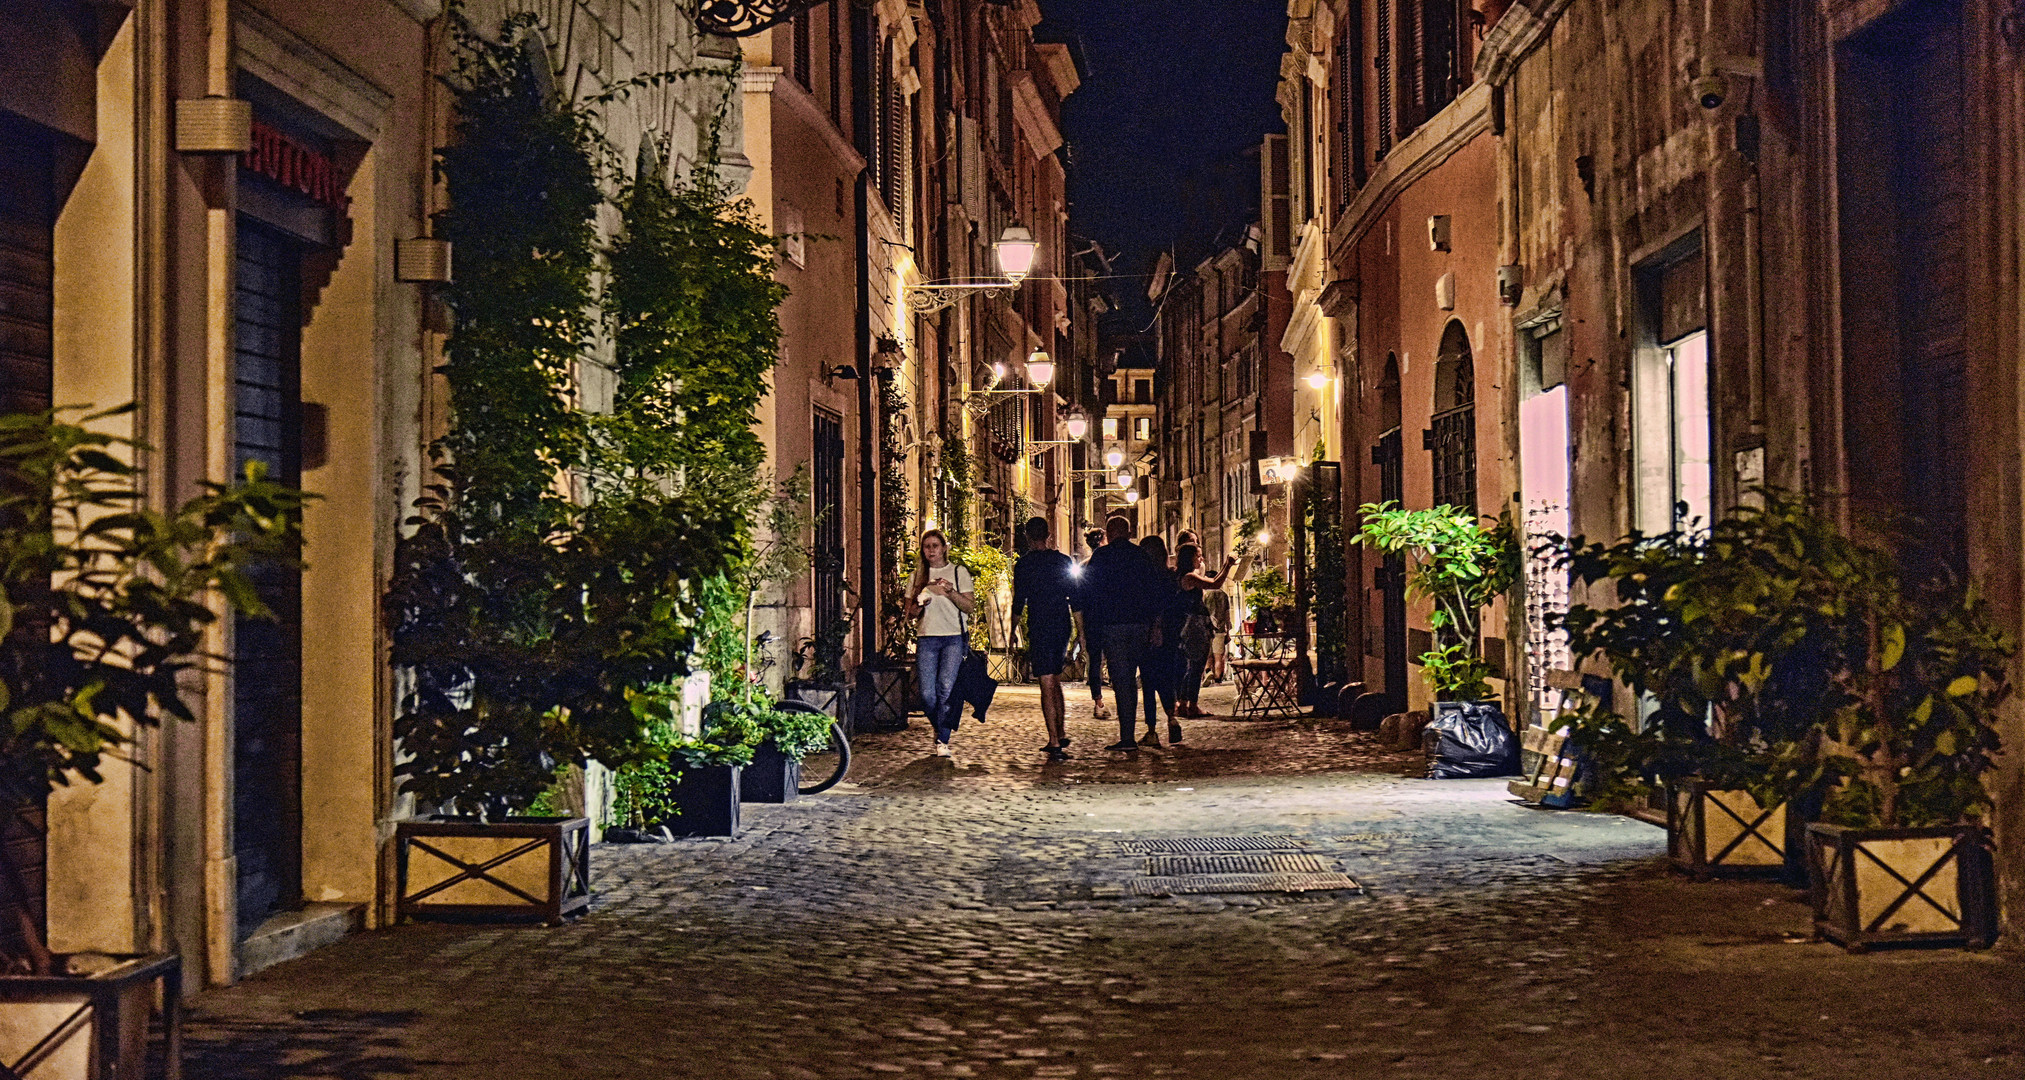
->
[904,529,975,757]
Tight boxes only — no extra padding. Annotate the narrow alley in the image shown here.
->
[177,688,2025,1079]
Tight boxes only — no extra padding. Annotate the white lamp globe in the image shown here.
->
[1305,370,1330,390]
[1026,351,1055,388]
[1064,414,1089,440]
[1125,490,1140,504]
[1104,450,1124,469]
[994,225,1039,284]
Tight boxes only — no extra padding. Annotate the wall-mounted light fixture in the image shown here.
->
[904,226,1041,313]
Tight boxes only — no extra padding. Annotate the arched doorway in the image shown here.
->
[1430,321,1477,516]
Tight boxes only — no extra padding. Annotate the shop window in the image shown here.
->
[1633,243,1712,533]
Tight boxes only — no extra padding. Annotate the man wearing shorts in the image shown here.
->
[1013,517,1078,761]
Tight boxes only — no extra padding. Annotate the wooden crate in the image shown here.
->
[1668,781,1790,878]
[1807,823,1995,952]
[395,816,591,925]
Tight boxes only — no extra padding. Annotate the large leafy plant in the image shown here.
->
[1353,502,1519,700]
[1551,491,2012,827]
[0,409,308,972]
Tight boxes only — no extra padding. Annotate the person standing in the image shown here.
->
[904,530,974,758]
[1079,515,1165,752]
[1174,543,1235,718]
[1203,584,1233,684]
[1079,527,1109,722]
[1138,535,1185,745]
[1012,517,1077,761]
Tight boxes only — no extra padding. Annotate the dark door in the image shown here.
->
[0,115,55,958]
[811,410,846,668]
[1376,427,1407,712]
[232,219,304,939]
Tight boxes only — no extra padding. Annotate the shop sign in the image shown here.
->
[241,121,349,210]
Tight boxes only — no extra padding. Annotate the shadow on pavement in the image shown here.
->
[167,1008,431,1079]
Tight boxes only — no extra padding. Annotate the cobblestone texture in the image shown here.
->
[180,685,2025,1078]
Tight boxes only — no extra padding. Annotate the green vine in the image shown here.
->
[878,371,913,658]
[1305,479,1348,684]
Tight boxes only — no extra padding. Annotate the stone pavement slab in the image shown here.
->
[175,686,2025,1078]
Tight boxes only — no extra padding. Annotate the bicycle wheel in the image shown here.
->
[780,700,851,794]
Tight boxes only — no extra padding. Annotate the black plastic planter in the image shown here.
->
[741,743,801,804]
[669,765,741,836]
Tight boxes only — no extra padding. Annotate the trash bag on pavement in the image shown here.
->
[1422,700,1519,778]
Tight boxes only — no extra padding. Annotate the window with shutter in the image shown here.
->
[1376,0,1393,157]
[792,11,812,90]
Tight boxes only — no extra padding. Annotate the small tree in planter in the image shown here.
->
[0,408,306,1075]
[1352,502,1519,701]
[1241,564,1295,635]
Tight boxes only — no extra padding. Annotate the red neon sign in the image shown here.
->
[241,121,350,210]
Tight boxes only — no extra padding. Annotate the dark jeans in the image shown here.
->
[1099,623,1151,744]
[1085,622,1105,696]
[1142,642,1181,723]
[917,634,965,743]
[1179,634,1210,701]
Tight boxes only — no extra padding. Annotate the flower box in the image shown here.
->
[668,765,741,836]
[394,816,592,925]
[1667,780,1794,879]
[740,743,800,804]
[1806,823,1996,952]
[0,953,181,1080]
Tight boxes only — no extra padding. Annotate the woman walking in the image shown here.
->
[1137,535,1184,747]
[1174,543,1235,718]
[904,529,975,758]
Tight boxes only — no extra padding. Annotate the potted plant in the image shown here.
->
[1242,565,1294,635]
[1353,502,1518,699]
[1802,556,2010,951]
[0,408,307,1078]
[741,700,837,804]
[789,592,855,723]
[662,700,761,836]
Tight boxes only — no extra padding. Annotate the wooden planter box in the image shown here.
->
[788,682,850,732]
[856,666,910,732]
[668,765,741,836]
[740,742,800,804]
[394,816,591,926]
[0,953,180,1080]
[1668,781,1794,879]
[1806,823,1996,952]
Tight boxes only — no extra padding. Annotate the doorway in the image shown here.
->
[232,219,305,939]
[1374,354,1407,712]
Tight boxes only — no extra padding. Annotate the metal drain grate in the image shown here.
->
[1145,853,1328,875]
[1126,872,1362,897]
[1117,835,1309,854]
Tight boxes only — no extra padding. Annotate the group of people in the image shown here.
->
[905,514,1233,761]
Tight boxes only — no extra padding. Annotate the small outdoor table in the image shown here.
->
[1231,657,1302,718]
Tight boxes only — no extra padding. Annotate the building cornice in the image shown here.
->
[746,65,866,173]
[1473,0,1576,87]
[1328,81,1493,263]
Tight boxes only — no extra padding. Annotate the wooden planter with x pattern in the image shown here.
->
[1667,780,1795,879]
[394,817,592,926]
[1806,823,1996,952]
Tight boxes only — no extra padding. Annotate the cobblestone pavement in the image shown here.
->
[181,685,2025,1079]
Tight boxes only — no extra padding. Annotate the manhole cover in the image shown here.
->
[1145,853,1329,875]
[1126,872,1362,896]
[1118,835,1309,854]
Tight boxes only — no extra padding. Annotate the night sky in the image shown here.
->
[1038,0,1289,299]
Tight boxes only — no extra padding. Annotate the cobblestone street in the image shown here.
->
[180,686,2025,1078]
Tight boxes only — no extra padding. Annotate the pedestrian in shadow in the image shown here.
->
[1139,535,1184,746]
[1174,543,1235,720]
[1077,515,1166,752]
[1079,527,1109,722]
[1012,516,1077,761]
[904,529,974,758]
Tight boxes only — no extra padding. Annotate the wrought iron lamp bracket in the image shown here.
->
[693,0,829,37]
[905,280,1018,314]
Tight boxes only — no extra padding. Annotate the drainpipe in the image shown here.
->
[856,168,878,661]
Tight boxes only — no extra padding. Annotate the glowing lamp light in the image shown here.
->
[1104,450,1125,469]
[1116,470,1133,488]
[1064,413,1089,440]
[991,361,1007,384]
[994,225,1039,284]
[1305,371,1331,390]
[1256,529,1272,545]
[1026,351,1055,388]
[1125,490,1140,504]
[923,517,939,532]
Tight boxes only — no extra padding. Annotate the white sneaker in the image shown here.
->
[934,743,953,758]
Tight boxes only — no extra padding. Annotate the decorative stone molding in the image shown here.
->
[1473,0,1576,87]
[1330,82,1493,257]
[236,5,392,140]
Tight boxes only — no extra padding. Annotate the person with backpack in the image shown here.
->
[1011,517,1077,761]
[1078,515,1167,752]
[904,529,974,758]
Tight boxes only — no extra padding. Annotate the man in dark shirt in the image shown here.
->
[1080,527,1109,722]
[1077,515,1168,750]
[1012,517,1077,759]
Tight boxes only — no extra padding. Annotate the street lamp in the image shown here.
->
[1063,412,1089,440]
[1304,370,1331,390]
[1116,469,1133,488]
[1025,350,1055,388]
[1125,490,1140,505]
[1104,450,1124,470]
[905,225,1041,313]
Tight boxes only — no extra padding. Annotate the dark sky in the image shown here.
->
[1038,1,1288,291]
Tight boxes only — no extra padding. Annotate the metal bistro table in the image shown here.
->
[1229,632,1302,719]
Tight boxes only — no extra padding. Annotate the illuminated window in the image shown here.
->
[1102,417,1118,440]
[1134,417,1151,441]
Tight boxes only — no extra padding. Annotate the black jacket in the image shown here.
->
[1011,549,1076,632]
[1076,542,1169,628]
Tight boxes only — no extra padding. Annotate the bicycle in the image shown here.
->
[775,698,852,794]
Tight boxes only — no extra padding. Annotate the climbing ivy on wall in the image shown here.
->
[877,370,914,658]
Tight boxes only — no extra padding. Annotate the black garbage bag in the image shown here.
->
[1422,700,1520,778]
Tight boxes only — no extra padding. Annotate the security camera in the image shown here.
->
[1691,74,1727,110]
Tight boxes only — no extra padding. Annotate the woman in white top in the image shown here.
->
[903,529,975,757]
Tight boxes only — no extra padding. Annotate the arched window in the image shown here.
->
[1430,321,1476,515]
